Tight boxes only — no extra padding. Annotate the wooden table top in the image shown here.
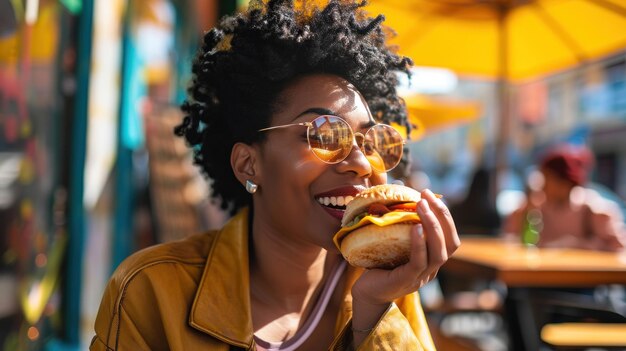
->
[442,237,626,287]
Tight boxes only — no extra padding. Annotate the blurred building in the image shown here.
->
[409,55,626,219]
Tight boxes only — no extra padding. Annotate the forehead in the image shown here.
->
[272,74,372,124]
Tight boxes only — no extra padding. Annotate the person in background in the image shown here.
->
[449,167,501,236]
[91,1,459,350]
[502,144,625,251]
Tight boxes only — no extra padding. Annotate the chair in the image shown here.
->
[532,289,626,350]
[541,323,626,350]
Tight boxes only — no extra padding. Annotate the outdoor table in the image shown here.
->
[441,237,626,350]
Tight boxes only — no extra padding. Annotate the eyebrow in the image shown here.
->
[295,107,337,118]
[295,107,376,129]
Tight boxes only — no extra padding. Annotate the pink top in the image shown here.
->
[254,260,347,351]
[503,187,625,251]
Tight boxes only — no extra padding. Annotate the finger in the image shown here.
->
[417,199,447,273]
[422,189,461,255]
[427,270,439,282]
[407,223,428,273]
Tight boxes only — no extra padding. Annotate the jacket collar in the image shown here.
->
[189,208,253,348]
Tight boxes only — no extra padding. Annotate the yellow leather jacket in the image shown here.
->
[91,208,435,350]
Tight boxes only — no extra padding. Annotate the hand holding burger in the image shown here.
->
[333,184,438,269]
[341,186,459,343]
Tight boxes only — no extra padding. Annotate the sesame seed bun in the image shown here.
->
[341,184,422,227]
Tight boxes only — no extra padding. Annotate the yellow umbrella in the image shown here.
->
[367,0,626,82]
[402,94,482,140]
[367,0,626,178]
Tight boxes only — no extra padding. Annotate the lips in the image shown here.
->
[320,206,345,220]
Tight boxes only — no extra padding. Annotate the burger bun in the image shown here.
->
[340,222,414,269]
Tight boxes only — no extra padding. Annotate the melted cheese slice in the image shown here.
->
[333,211,421,249]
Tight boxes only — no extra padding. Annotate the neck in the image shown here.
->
[547,189,573,207]
[249,221,339,312]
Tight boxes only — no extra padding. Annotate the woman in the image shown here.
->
[503,144,625,251]
[91,1,459,350]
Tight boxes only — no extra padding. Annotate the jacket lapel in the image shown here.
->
[189,208,254,349]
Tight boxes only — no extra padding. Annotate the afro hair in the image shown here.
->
[175,0,413,215]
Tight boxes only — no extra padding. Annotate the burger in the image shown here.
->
[333,184,423,269]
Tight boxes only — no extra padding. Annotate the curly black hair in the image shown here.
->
[175,0,413,215]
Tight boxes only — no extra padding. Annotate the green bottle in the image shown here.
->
[521,208,542,246]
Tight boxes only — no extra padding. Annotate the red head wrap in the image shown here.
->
[539,145,594,186]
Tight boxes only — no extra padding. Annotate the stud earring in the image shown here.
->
[245,180,258,194]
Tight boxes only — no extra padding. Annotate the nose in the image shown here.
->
[334,134,373,178]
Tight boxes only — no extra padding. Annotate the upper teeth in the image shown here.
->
[318,196,354,207]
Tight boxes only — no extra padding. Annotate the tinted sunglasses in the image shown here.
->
[258,115,404,172]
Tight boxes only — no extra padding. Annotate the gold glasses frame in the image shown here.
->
[258,115,405,172]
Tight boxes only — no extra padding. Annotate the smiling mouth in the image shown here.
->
[316,195,355,211]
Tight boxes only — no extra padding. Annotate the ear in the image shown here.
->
[231,142,261,187]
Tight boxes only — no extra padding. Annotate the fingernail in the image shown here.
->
[416,224,424,237]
